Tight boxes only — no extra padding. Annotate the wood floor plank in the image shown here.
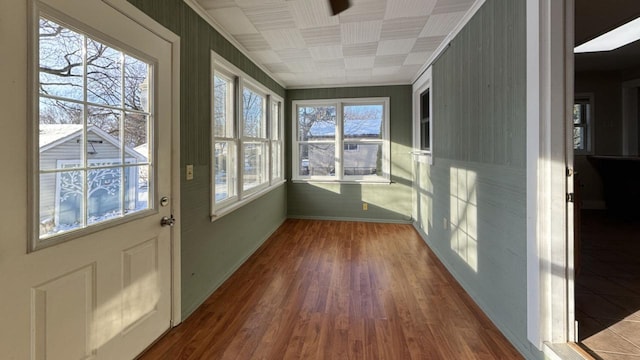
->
[138,220,523,359]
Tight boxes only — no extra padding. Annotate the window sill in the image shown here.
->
[210,180,286,222]
[291,178,391,185]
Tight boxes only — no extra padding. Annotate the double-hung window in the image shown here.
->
[413,66,433,164]
[211,54,284,218]
[292,98,390,182]
[573,94,593,154]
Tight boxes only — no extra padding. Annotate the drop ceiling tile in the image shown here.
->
[341,21,383,45]
[265,62,290,73]
[243,4,297,31]
[277,72,298,82]
[342,42,379,57]
[372,66,401,76]
[275,48,312,62]
[289,0,339,29]
[398,64,422,77]
[316,59,346,70]
[374,54,407,67]
[262,29,307,50]
[287,61,317,73]
[235,33,272,51]
[412,36,446,52]
[300,26,341,47]
[207,7,258,35]
[309,45,344,60]
[249,50,282,64]
[404,51,432,65]
[432,0,474,14]
[235,0,283,8]
[384,0,436,20]
[346,69,373,77]
[200,0,236,9]
[319,69,346,78]
[420,11,466,37]
[376,39,417,56]
[339,0,386,23]
[345,56,375,69]
[380,17,428,40]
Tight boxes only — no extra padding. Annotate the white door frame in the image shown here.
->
[103,0,182,326]
[526,0,576,351]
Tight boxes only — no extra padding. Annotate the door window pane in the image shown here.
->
[37,16,153,240]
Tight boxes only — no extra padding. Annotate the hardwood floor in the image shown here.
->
[139,220,522,359]
[576,211,640,360]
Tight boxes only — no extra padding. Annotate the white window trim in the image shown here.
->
[292,97,391,183]
[574,93,594,155]
[412,66,433,165]
[210,52,285,221]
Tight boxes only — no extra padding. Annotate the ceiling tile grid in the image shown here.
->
[198,0,477,87]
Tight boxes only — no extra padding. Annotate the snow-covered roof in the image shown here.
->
[39,124,147,161]
[39,124,83,148]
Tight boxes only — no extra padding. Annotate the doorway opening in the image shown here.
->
[573,2,640,358]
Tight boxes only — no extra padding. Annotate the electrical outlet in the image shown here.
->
[362,203,368,211]
[443,217,448,230]
[186,164,194,180]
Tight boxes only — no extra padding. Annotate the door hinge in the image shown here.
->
[566,167,574,177]
[567,193,574,203]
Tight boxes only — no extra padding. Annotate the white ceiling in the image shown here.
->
[193,0,477,88]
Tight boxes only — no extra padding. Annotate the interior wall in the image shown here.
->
[127,0,288,318]
[413,0,538,358]
[286,86,413,222]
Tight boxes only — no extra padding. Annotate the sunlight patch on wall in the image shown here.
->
[450,167,478,272]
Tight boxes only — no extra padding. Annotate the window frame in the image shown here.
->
[210,53,285,220]
[413,66,433,164]
[573,93,594,155]
[291,97,390,183]
[31,10,158,250]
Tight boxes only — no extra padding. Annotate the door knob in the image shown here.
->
[160,215,175,227]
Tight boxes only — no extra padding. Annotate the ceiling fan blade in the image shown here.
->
[329,0,350,15]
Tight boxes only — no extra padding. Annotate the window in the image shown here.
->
[413,66,433,164]
[573,95,593,153]
[292,98,390,182]
[37,16,152,240]
[211,55,284,218]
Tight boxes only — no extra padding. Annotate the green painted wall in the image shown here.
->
[414,0,540,359]
[127,0,287,318]
[286,86,413,223]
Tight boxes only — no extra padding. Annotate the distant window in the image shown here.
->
[293,98,390,181]
[573,95,593,153]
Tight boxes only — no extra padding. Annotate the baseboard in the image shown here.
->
[182,216,287,319]
[412,222,541,360]
[580,200,606,210]
[288,215,413,224]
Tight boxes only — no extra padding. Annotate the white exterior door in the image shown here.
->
[0,0,176,359]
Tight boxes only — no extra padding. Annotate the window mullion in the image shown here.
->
[82,33,89,228]
[235,76,243,200]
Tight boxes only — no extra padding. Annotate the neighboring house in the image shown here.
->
[306,119,382,175]
[39,124,147,233]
